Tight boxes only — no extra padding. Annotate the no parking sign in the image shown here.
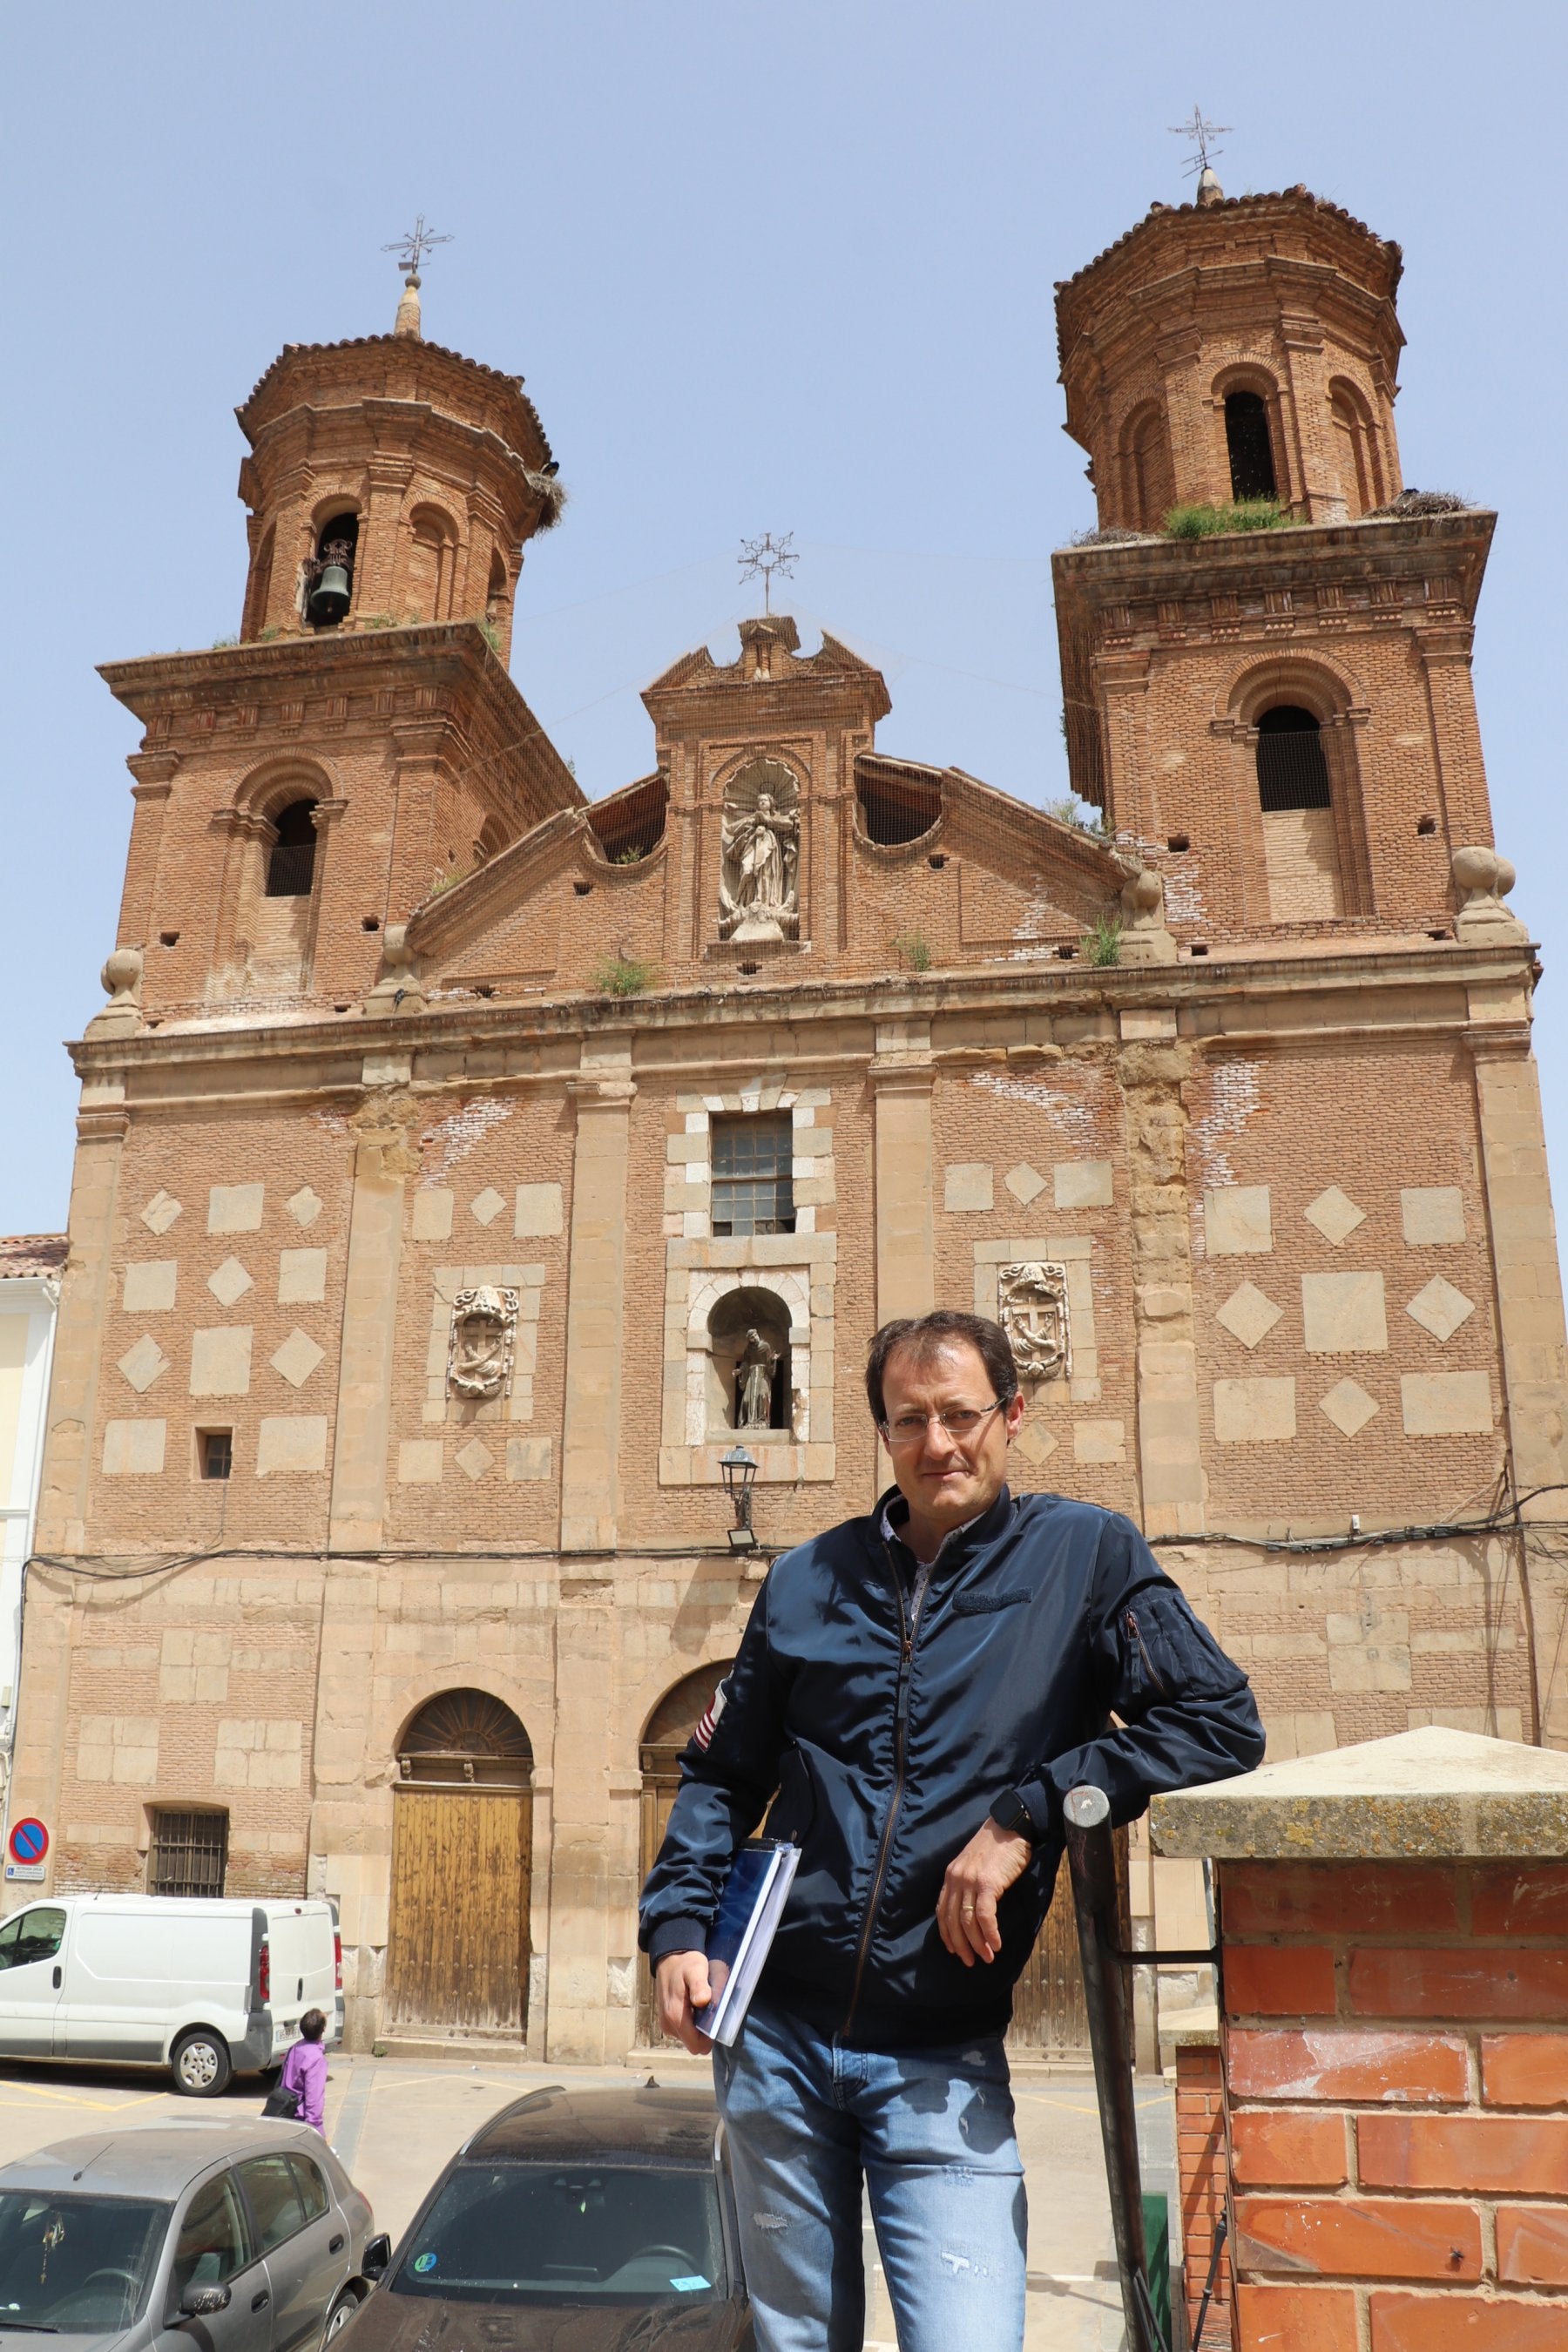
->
[5,1819,48,1882]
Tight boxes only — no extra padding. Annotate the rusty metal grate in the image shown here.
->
[149,1808,228,1898]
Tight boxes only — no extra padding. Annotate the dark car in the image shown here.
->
[343,2085,753,2350]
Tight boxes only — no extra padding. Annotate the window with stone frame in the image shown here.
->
[148,1808,228,1898]
[711,1114,795,1237]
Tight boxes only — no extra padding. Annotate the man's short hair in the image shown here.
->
[864,1310,1020,1425]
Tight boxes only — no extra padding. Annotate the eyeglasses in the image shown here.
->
[880,1399,1004,1450]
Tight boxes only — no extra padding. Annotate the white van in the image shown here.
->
[0,1894,342,2095]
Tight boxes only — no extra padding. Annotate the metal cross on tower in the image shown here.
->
[739,531,797,615]
[383,215,455,280]
[1168,105,1231,179]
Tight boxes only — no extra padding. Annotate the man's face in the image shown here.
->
[879,1339,1025,1535]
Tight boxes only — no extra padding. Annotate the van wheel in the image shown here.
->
[171,2029,232,2097]
[321,2290,359,2348]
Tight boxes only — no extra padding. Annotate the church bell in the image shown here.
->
[308,561,352,626]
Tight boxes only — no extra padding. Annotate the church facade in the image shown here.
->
[16,184,1568,2063]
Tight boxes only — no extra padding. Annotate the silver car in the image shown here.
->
[0,2122,382,2352]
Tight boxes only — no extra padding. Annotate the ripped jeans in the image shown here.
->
[713,1996,1026,2352]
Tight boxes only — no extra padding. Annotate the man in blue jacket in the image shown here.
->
[639,1308,1263,2352]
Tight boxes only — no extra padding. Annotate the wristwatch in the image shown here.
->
[989,1788,1037,1842]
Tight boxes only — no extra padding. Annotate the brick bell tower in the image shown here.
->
[1051,175,1505,947]
[96,258,581,1019]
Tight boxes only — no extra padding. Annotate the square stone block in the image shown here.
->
[255,1415,328,1476]
[140,1190,182,1235]
[102,1418,166,1475]
[1073,1419,1125,1463]
[286,1186,323,1228]
[207,1183,264,1233]
[411,1189,455,1240]
[1054,1160,1113,1210]
[1301,1270,1388,1354]
[1204,1186,1273,1256]
[278,1248,327,1304]
[1213,1376,1296,1443]
[191,1326,253,1396]
[471,1187,507,1228]
[1304,1186,1367,1247]
[206,1256,253,1308]
[1216,1281,1282,1351]
[1004,1163,1047,1206]
[1405,1275,1475,1343]
[456,1437,495,1481]
[507,1437,555,1482]
[1401,1370,1494,1436]
[270,1328,325,1389]
[944,1164,993,1213]
[516,1183,564,1238]
[118,1334,169,1394]
[123,1260,177,1314]
[1015,1420,1058,1465]
[1402,1186,1466,1246]
[1319,1377,1380,1437]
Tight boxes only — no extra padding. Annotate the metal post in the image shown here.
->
[1064,1782,1164,2352]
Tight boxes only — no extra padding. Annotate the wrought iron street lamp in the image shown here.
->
[719,1444,759,1551]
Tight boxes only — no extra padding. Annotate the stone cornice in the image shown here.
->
[66,934,1540,1107]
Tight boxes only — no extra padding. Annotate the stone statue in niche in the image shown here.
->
[447,1285,519,1401]
[734,1327,781,1427]
[997,1261,1071,1383]
[720,756,801,942]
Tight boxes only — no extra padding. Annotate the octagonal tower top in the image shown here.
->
[1056,185,1406,531]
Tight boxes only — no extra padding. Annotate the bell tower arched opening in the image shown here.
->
[306,512,359,629]
[264,799,319,899]
[1255,706,1342,920]
[1225,390,1279,503]
[385,1688,534,2040]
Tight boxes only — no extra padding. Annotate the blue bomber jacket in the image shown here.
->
[639,1484,1264,2051]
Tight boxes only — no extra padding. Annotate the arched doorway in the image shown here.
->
[635,1662,735,2047]
[385,1689,534,2039]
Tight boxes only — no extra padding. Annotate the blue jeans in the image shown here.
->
[713,1997,1026,2352]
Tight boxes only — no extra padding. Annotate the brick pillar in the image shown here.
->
[1153,1724,1568,2352]
[1175,2039,1234,2346]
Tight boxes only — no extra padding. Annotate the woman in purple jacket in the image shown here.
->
[277,2008,328,2132]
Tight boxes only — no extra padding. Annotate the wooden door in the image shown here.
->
[386,1788,531,2035]
[1007,1828,1130,2059]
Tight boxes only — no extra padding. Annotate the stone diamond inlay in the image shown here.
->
[270,1328,325,1389]
[206,1256,253,1308]
[1305,1186,1367,1247]
[1319,1377,1380,1437]
[1216,1281,1283,1352]
[287,1186,323,1228]
[470,1187,506,1228]
[1406,1275,1475,1344]
[118,1334,169,1394]
[140,1190,182,1235]
[1004,1163,1047,1206]
[1015,1420,1058,1466]
[456,1436,495,1481]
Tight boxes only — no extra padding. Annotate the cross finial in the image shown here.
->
[738,532,797,617]
[1168,104,1231,180]
[383,215,455,280]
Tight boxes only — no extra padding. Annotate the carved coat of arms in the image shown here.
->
[447,1285,519,1401]
[997,1261,1071,1382]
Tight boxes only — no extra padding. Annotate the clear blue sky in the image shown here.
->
[3,2,1565,1238]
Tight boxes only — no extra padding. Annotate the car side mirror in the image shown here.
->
[361,2236,392,2282]
[180,2286,233,2317]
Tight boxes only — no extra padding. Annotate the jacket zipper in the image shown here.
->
[843,1542,918,2035]
[1126,1607,1170,1698]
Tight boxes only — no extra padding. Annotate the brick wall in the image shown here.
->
[1221,1855,1568,2349]
[1175,2040,1234,2347]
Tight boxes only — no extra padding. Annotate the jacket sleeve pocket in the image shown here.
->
[1114,1583,1248,1719]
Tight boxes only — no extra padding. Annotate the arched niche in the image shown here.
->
[636,1661,737,2046]
[1328,377,1384,517]
[1118,399,1175,531]
[404,502,460,624]
[708,1284,792,1434]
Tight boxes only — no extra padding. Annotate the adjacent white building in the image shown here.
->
[0,1238,64,1853]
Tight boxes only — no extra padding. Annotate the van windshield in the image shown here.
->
[0,2192,169,2332]
[391,2163,724,2306]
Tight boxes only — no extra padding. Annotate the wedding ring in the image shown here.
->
[962,1903,976,1914]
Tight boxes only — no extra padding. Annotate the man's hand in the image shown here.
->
[936,1819,1033,1966]
[655,1950,715,2053]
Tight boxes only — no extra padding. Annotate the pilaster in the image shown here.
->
[559,1041,635,1551]
[327,1085,410,1551]
[870,1020,935,1323]
[1120,1012,1206,1537]
[544,1575,615,2060]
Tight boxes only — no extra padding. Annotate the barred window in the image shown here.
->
[711,1114,794,1238]
[148,1808,228,1898]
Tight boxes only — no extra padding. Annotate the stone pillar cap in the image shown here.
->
[1151,1725,1568,1862]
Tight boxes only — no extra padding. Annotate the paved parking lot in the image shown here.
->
[0,2053,1177,2350]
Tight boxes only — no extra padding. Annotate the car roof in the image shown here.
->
[0,2123,333,2201]
[463,2085,720,2166]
